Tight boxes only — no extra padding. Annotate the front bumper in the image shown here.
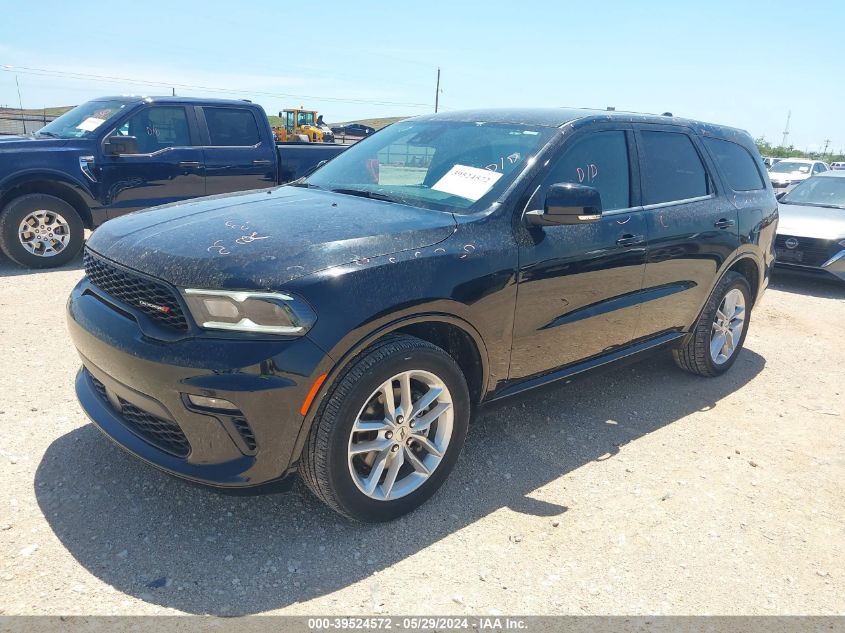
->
[774,234,845,281]
[67,277,332,489]
[770,181,801,195]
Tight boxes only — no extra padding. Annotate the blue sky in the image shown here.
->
[2,0,843,151]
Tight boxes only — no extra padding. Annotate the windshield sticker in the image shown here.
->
[76,117,106,132]
[432,164,503,201]
[485,152,522,173]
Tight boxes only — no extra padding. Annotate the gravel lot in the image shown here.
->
[0,255,843,616]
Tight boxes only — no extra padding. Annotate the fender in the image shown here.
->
[286,311,491,468]
[0,169,98,226]
[688,249,764,333]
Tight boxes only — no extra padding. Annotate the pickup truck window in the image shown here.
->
[640,131,710,205]
[115,106,192,153]
[36,100,128,139]
[305,121,555,213]
[203,107,261,146]
[537,131,631,211]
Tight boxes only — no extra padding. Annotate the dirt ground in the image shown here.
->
[0,255,843,616]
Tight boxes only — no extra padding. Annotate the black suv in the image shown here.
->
[67,108,778,521]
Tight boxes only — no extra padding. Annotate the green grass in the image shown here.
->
[0,105,74,116]
[334,116,408,130]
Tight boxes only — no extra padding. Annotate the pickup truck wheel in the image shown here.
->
[673,271,751,377]
[0,194,84,269]
[300,334,470,522]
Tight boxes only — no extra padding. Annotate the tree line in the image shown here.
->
[755,137,844,163]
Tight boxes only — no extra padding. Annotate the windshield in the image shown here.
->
[304,120,556,213]
[37,100,129,139]
[769,161,812,175]
[781,177,845,209]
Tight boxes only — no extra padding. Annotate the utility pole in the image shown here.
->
[434,67,440,113]
[14,74,25,128]
[172,87,176,96]
[781,110,791,148]
[822,139,831,157]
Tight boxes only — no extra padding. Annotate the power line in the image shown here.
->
[1,63,434,109]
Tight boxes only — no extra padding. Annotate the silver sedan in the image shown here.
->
[775,171,845,281]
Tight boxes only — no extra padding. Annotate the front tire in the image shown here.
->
[300,334,470,522]
[673,271,751,377]
[0,194,84,268]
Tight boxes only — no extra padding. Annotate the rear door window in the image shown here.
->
[639,130,710,205]
[703,137,765,191]
[538,130,631,211]
[203,107,261,146]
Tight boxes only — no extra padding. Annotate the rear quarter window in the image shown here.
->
[703,137,766,191]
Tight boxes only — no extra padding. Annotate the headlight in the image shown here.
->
[182,289,316,335]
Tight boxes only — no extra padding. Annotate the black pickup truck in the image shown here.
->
[0,96,347,268]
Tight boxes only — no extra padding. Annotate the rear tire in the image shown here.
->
[673,271,751,377]
[0,194,84,269]
[300,334,470,522]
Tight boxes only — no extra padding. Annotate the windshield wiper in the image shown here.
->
[35,131,60,138]
[288,179,321,188]
[330,188,401,203]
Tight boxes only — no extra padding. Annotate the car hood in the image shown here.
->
[86,187,457,288]
[0,135,75,151]
[769,171,810,182]
[777,202,845,239]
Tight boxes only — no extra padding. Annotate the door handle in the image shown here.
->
[178,161,202,168]
[616,234,645,247]
[714,218,736,229]
[252,160,272,166]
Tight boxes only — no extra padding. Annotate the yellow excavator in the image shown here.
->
[273,108,335,143]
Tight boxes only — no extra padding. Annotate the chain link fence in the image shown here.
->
[0,109,61,135]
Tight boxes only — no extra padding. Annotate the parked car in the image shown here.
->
[774,171,845,281]
[67,108,777,521]
[331,123,376,137]
[767,158,829,195]
[0,96,346,268]
[831,161,845,171]
[763,156,782,169]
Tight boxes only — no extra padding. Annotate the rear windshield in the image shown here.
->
[304,120,556,213]
[769,161,812,174]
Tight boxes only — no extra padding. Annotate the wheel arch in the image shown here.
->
[1,175,94,229]
[288,313,490,467]
[687,251,762,337]
[725,254,761,305]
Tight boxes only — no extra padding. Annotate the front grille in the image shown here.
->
[232,417,257,452]
[83,250,189,330]
[775,235,839,267]
[89,373,190,458]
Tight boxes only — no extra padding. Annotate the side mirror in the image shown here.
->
[775,191,786,200]
[526,183,602,226]
[104,135,139,156]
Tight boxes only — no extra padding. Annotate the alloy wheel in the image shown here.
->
[18,210,71,257]
[348,370,454,501]
[710,288,746,364]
